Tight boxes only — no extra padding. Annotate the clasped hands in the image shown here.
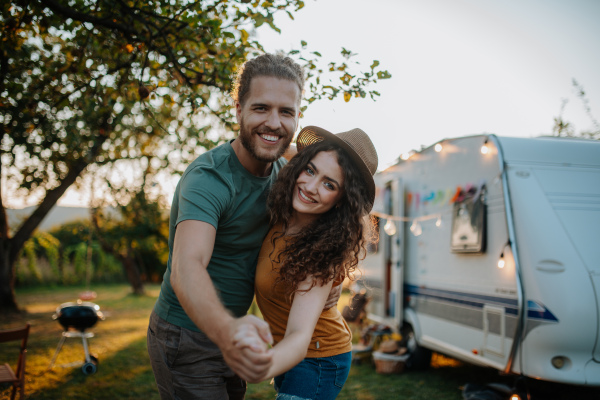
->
[221,315,274,383]
[222,284,342,383]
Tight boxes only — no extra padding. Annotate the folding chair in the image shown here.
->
[0,323,30,400]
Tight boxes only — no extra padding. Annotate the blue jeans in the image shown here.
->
[274,352,352,400]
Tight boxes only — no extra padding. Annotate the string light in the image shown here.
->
[371,211,442,237]
[481,139,490,155]
[372,211,441,223]
[410,220,422,236]
[400,150,416,160]
[383,220,396,236]
[434,143,443,152]
[497,253,505,269]
[497,241,511,269]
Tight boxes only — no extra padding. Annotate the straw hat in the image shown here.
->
[296,126,378,211]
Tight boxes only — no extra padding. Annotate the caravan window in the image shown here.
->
[450,188,487,253]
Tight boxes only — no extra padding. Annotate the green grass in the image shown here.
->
[2,284,599,399]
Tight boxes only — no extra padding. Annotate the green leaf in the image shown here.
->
[240,29,249,44]
[254,14,265,27]
[377,70,392,79]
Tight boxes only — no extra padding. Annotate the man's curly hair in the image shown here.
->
[267,140,374,295]
[232,53,305,106]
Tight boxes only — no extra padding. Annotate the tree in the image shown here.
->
[90,186,170,295]
[0,0,391,311]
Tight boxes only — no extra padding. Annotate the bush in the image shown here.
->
[16,224,126,287]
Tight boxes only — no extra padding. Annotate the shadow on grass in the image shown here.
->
[0,284,161,400]
[3,285,600,400]
[23,336,159,400]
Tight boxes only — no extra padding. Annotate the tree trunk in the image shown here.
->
[90,212,145,295]
[0,164,89,311]
[0,134,106,311]
[0,187,19,313]
[0,240,19,313]
[121,253,145,296]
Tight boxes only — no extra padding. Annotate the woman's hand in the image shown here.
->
[233,316,273,353]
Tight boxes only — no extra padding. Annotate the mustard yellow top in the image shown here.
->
[255,226,352,358]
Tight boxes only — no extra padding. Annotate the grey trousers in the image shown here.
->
[147,311,246,400]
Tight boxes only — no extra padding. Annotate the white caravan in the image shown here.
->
[360,134,600,386]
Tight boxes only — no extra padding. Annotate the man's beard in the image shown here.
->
[238,119,292,163]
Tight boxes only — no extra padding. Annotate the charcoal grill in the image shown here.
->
[49,300,105,375]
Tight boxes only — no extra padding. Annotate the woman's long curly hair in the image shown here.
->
[267,140,373,295]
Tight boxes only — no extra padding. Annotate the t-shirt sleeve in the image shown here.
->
[176,165,231,229]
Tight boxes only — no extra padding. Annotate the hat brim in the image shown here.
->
[296,126,376,212]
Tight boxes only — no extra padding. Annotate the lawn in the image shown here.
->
[1,284,599,399]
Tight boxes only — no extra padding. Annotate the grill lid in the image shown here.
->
[53,301,104,331]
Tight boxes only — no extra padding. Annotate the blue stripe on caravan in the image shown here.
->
[526,300,559,322]
[404,284,558,322]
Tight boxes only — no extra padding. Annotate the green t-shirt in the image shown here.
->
[154,140,286,332]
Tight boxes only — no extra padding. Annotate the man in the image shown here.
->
[147,54,338,399]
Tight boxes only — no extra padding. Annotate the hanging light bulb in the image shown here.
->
[384,219,396,236]
[410,220,422,236]
[401,150,417,160]
[435,215,442,227]
[497,252,505,269]
[481,139,490,155]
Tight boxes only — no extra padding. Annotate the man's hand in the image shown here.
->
[220,315,274,383]
[324,284,342,310]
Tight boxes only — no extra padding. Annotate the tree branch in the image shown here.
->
[9,131,108,266]
[39,0,138,38]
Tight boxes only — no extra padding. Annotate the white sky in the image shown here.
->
[258,0,600,169]
[9,0,600,209]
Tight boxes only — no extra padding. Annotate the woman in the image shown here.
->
[241,126,378,399]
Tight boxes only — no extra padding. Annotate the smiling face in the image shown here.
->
[236,76,300,164]
[292,150,345,225]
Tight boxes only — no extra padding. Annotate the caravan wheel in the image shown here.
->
[401,324,432,370]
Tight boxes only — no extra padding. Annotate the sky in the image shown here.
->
[9,0,600,208]
[257,0,600,170]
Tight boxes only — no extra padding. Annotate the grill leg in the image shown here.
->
[80,333,98,374]
[48,331,96,371]
[81,334,91,363]
[48,333,68,369]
